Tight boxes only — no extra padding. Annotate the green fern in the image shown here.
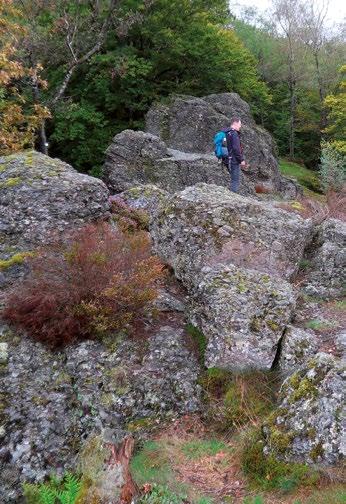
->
[23,473,82,504]
[39,486,56,504]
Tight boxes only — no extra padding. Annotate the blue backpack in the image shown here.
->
[213,129,230,159]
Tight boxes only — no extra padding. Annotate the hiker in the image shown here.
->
[214,117,246,193]
[225,117,246,193]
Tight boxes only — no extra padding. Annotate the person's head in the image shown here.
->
[231,117,241,131]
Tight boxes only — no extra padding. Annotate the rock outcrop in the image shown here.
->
[150,183,313,286]
[189,264,295,371]
[303,218,346,299]
[264,353,345,465]
[102,93,301,198]
[145,93,282,192]
[0,150,110,285]
[0,324,200,502]
[102,130,255,196]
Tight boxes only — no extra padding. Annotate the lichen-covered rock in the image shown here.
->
[188,264,295,371]
[0,324,200,502]
[279,326,319,374]
[303,218,346,299]
[117,184,169,216]
[151,184,313,285]
[102,130,255,195]
[264,353,345,465]
[145,93,288,194]
[0,150,110,282]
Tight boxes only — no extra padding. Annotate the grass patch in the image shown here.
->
[181,439,230,460]
[199,369,277,431]
[130,441,174,487]
[304,319,336,331]
[279,159,321,194]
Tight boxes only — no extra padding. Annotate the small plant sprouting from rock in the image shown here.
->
[23,472,82,504]
[3,222,164,346]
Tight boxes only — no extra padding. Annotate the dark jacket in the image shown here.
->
[226,129,244,164]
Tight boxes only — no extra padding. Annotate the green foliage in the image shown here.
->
[241,429,319,492]
[138,484,186,504]
[279,158,321,193]
[319,141,346,193]
[49,101,113,174]
[242,497,265,504]
[23,473,82,504]
[305,319,335,331]
[35,0,269,171]
[324,66,346,154]
[186,323,207,364]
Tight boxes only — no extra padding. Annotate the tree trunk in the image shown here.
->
[314,51,327,130]
[289,79,296,160]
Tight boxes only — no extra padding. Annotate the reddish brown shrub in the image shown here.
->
[109,196,150,232]
[326,188,346,222]
[3,223,164,347]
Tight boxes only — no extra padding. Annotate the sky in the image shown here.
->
[230,0,346,26]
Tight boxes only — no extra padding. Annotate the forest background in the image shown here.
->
[0,0,345,177]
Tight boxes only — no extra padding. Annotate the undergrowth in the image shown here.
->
[3,222,164,346]
[241,429,319,493]
[23,473,81,504]
[199,368,278,431]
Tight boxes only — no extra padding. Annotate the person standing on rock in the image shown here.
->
[226,117,246,193]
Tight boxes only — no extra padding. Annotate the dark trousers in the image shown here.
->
[225,158,240,193]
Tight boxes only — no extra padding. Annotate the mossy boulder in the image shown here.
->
[151,183,313,287]
[0,150,110,283]
[145,92,300,196]
[263,352,345,465]
[101,129,255,195]
[189,264,295,371]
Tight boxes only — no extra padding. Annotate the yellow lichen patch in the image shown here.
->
[0,251,34,270]
[0,177,22,188]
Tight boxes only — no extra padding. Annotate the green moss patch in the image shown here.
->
[0,177,22,189]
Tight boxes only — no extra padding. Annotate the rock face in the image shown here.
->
[303,218,346,299]
[151,183,313,286]
[117,184,169,216]
[0,150,110,282]
[150,184,314,371]
[189,264,295,371]
[102,130,255,196]
[279,326,319,374]
[0,324,200,502]
[145,93,282,192]
[264,353,345,466]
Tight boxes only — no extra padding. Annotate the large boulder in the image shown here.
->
[0,324,200,502]
[145,93,282,193]
[150,184,313,286]
[303,218,346,299]
[0,150,110,276]
[189,264,295,371]
[102,130,255,196]
[263,353,345,465]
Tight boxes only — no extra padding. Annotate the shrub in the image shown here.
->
[319,141,345,193]
[109,196,150,232]
[241,429,319,492]
[3,223,164,346]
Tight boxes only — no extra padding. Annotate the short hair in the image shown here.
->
[231,116,241,125]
